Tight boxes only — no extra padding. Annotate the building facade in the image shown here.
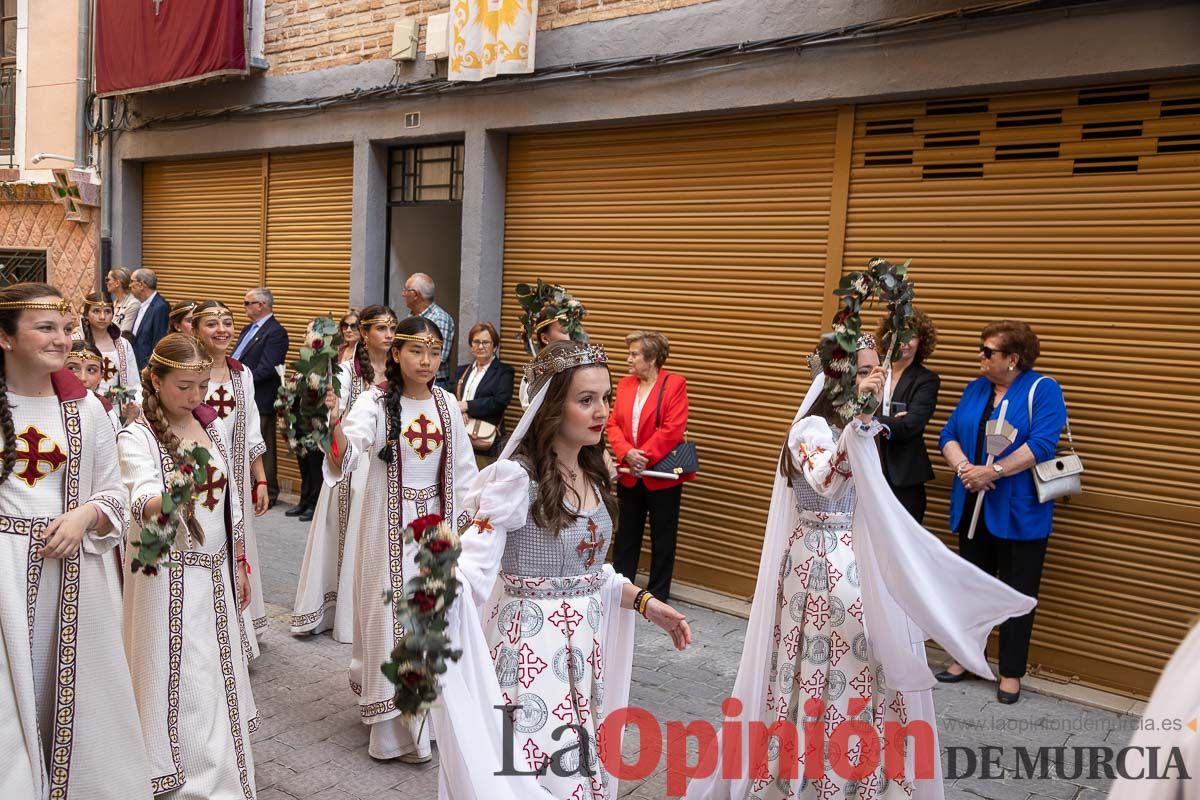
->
[106,0,1200,696]
[0,0,99,297]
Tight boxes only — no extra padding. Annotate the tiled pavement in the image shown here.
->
[249,505,1134,799]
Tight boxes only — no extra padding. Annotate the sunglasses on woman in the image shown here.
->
[341,322,359,331]
[979,345,1008,360]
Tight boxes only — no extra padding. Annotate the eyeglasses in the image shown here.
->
[979,345,1008,360]
[470,339,494,347]
[341,322,359,330]
[243,300,261,307]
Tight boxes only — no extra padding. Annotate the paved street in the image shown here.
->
[249,505,1133,799]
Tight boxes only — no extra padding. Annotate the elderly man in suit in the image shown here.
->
[232,287,289,507]
[130,268,170,368]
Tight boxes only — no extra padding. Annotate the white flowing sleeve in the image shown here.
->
[323,388,381,486]
[215,424,246,548]
[442,388,480,530]
[82,395,126,554]
[242,375,266,462]
[787,415,855,501]
[118,423,165,533]
[336,363,355,414]
[456,461,530,611]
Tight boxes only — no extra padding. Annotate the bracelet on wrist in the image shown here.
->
[236,553,252,575]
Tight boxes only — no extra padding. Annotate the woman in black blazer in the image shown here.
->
[875,309,941,523]
[455,321,515,466]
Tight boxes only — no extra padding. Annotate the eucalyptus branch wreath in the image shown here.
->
[275,316,344,457]
[817,257,916,420]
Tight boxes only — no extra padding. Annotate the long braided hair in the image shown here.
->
[377,315,443,464]
[140,333,211,542]
[354,304,397,386]
[0,282,65,487]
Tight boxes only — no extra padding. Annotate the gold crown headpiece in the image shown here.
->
[169,301,197,320]
[82,297,114,311]
[360,314,397,328]
[0,297,73,316]
[524,342,608,397]
[150,351,213,372]
[190,305,232,323]
[533,313,567,334]
[393,332,443,348]
[67,349,103,366]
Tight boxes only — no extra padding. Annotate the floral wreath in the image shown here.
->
[276,315,344,457]
[381,514,463,717]
[131,443,212,575]
[815,257,915,420]
[515,279,587,353]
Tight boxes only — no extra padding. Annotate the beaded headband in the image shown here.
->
[525,342,608,397]
[360,315,397,328]
[67,350,103,365]
[0,298,73,315]
[150,351,213,372]
[169,301,196,320]
[393,332,443,348]
[533,314,566,334]
[82,298,114,311]
[190,305,232,323]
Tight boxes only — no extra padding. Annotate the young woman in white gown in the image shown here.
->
[0,282,152,799]
[119,333,260,798]
[193,300,270,660]
[684,335,1038,800]
[78,291,140,422]
[291,304,396,641]
[431,340,692,800]
[325,314,478,762]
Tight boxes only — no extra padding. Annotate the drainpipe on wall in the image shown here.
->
[75,0,89,169]
[99,97,112,286]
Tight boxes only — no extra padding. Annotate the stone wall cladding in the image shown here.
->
[0,185,98,303]
[265,0,716,75]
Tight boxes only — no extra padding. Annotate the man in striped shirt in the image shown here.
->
[402,272,456,392]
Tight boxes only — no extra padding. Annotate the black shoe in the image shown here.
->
[284,504,307,517]
[298,508,315,522]
[934,668,975,683]
[997,684,1021,704]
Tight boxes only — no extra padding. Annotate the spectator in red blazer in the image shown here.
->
[607,330,694,602]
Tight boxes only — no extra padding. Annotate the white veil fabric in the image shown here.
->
[686,374,1037,800]
[431,365,635,800]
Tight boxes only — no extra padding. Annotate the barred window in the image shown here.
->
[388,143,464,204]
[0,250,48,286]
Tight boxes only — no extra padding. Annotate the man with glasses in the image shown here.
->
[401,273,455,391]
[232,288,289,508]
[129,267,170,368]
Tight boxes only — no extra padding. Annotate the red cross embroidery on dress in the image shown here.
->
[797,442,825,471]
[575,518,605,569]
[195,464,227,512]
[471,517,494,534]
[102,356,118,382]
[12,426,67,488]
[823,449,852,487]
[208,386,236,419]
[403,414,444,459]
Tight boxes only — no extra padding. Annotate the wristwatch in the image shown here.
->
[992,462,1005,475]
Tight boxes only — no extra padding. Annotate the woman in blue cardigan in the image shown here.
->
[936,320,1066,704]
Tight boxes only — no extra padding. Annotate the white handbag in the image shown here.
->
[1028,376,1083,503]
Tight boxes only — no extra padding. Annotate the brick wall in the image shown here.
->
[0,184,98,304]
[265,0,716,75]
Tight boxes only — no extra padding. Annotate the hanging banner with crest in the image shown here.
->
[449,0,538,82]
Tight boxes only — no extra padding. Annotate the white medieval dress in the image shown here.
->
[0,369,153,800]
[685,376,1038,800]
[424,375,635,800]
[119,404,260,799]
[326,383,478,759]
[206,356,268,658]
[290,360,371,641]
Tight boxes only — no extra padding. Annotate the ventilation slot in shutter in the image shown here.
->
[1157,134,1200,154]
[1079,84,1150,105]
[865,118,913,136]
[1160,97,1200,117]
[864,150,913,166]
[997,108,1063,127]
[924,131,980,148]
[1082,121,1144,140]
[995,142,1060,160]
[922,162,984,179]
[926,97,989,115]
[1072,155,1139,174]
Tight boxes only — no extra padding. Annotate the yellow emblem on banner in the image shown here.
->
[450,0,537,82]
